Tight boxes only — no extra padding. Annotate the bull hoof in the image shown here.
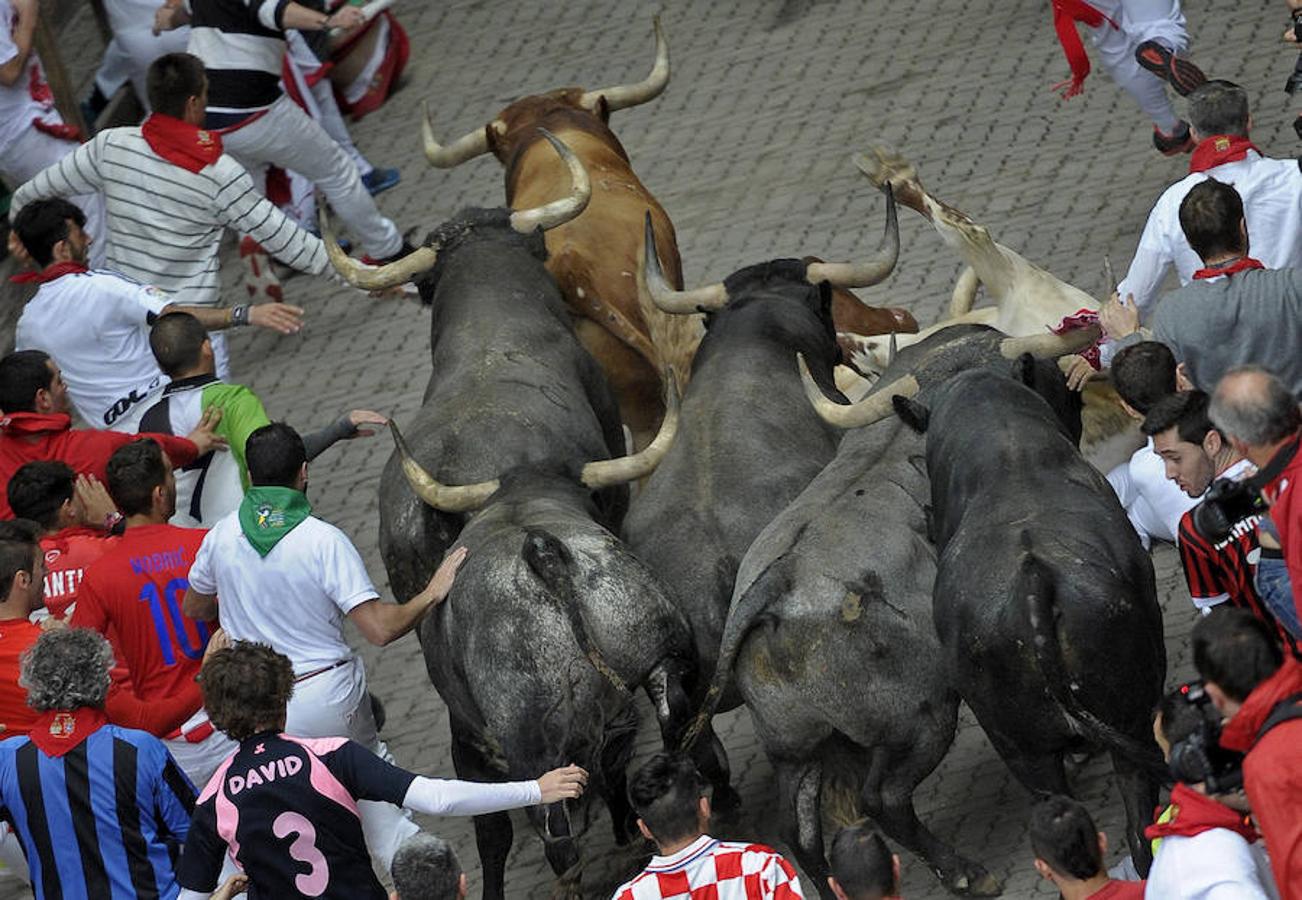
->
[939,865,1003,897]
[852,146,926,215]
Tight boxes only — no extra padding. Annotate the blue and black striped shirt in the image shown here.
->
[0,723,196,899]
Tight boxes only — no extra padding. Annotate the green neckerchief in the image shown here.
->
[238,486,312,558]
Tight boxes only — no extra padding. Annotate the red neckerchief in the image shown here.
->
[1052,308,1102,369]
[9,260,88,284]
[1189,135,1260,174]
[28,707,108,757]
[1051,0,1118,98]
[1192,256,1265,281]
[141,113,223,174]
[0,411,70,435]
[1144,783,1257,843]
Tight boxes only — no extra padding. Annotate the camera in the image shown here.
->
[1167,681,1245,794]
[1191,477,1266,544]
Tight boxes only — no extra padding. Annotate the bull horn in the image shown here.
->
[318,206,439,291]
[509,129,593,234]
[581,369,680,487]
[642,212,728,313]
[887,331,898,366]
[998,324,1102,360]
[805,183,899,289]
[422,100,498,168]
[581,16,670,113]
[390,422,501,513]
[799,354,919,429]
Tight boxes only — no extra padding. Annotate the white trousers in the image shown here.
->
[286,657,418,872]
[164,712,239,792]
[1087,0,1189,132]
[221,95,401,259]
[93,25,190,109]
[1,126,106,268]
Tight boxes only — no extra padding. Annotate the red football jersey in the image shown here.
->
[72,523,213,703]
[40,526,117,619]
[0,617,43,737]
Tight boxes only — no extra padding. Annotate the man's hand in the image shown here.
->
[75,474,118,526]
[537,764,589,804]
[345,409,388,437]
[1061,354,1096,392]
[185,406,229,456]
[39,616,67,632]
[153,1,189,35]
[1099,290,1140,340]
[202,628,230,664]
[249,303,304,335]
[326,5,366,30]
[10,0,37,23]
[210,873,250,900]
[421,546,469,608]
[1176,362,1196,392]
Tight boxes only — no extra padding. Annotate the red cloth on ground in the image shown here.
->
[0,617,43,738]
[1219,656,1302,900]
[1051,0,1118,98]
[0,412,198,518]
[1144,782,1257,843]
[1188,135,1260,174]
[140,113,223,173]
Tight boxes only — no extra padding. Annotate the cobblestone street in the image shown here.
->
[6,0,1299,896]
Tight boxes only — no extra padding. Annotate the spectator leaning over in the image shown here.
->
[1210,367,1302,626]
[71,440,233,786]
[0,0,106,265]
[1101,179,1302,398]
[1193,607,1302,898]
[142,312,386,526]
[152,2,411,268]
[389,833,466,900]
[1145,684,1276,899]
[612,752,805,899]
[827,825,901,900]
[1104,342,1198,549]
[0,520,48,739]
[0,350,218,518]
[1112,80,1302,322]
[175,641,586,900]
[11,197,304,432]
[6,461,120,620]
[9,53,340,378]
[183,422,469,868]
[1028,794,1143,898]
[1142,391,1300,644]
[0,628,195,900]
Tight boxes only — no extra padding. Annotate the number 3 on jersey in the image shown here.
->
[273,812,330,896]
[137,577,210,664]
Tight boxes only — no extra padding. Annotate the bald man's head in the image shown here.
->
[1209,366,1301,450]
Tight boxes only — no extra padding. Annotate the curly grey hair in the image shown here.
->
[20,628,113,712]
[391,833,462,900]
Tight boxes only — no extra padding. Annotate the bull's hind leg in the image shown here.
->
[450,729,514,900]
[1112,751,1159,876]
[773,756,833,899]
[644,658,740,812]
[950,266,981,318]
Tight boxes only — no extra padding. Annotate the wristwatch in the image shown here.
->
[104,511,125,535]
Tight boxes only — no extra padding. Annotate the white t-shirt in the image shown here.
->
[1145,826,1278,899]
[187,512,377,673]
[1106,437,1200,549]
[0,0,49,159]
[14,269,171,430]
[1117,152,1302,318]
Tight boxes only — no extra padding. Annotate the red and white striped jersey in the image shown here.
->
[612,834,804,900]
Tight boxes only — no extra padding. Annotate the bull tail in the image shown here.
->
[1017,538,1164,774]
[522,530,631,696]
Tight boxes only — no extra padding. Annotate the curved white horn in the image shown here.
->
[581,16,670,113]
[318,205,439,291]
[806,183,899,289]
[390,422,500,513]
[641,212,728,314]
[509,129,593,234]
[581,369,680,487]
[423,100,496,168]
[998,324,1102,360]
[799,354,919,429]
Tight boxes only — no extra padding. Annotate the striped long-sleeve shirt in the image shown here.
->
[10,126,329,307]
[0,722,196,900]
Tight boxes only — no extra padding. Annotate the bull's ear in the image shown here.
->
[892,395,930,433]
[1011,352,1036,387]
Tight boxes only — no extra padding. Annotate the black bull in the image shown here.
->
[371,209,710,897]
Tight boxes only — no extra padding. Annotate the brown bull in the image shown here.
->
[422,19,916,450]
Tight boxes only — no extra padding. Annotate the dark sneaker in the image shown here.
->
[1135,40,1207,97]
[362,239,418,266]
[1153,121,1195,156]
[361,167,401,196]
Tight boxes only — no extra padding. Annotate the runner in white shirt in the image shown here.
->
[182,422,469,870]
[1115,80,1302,320]
[10,198,304,432]
[0,0,106,266]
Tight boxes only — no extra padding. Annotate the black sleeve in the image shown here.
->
[323,740,418,805]
[301,414,357,461]
[174,800,227,893]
